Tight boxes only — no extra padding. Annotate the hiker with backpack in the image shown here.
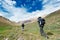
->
[21,23,25,31]
[37,17,49,39]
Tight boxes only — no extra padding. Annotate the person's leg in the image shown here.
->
[40,25,49,39]
[40,25,44,36]
[22,27,24,31]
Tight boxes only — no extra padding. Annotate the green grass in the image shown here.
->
[0,22,13,40]
[0,22,12,32]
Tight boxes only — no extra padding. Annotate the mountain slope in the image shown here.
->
[0,16,21,40]
[0,16,13,25]
[0,16,12,39]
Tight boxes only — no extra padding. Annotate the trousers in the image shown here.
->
[40,25,48,38]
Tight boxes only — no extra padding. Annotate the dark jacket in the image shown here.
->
[38,17,45,25]
[22,24,24,27]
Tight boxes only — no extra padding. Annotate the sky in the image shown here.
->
[0,0,60,22]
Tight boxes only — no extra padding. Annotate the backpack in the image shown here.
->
[41,19,45,25]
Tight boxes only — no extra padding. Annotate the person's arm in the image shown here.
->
[43,19,45,24]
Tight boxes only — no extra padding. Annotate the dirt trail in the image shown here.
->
[17,32,41,40]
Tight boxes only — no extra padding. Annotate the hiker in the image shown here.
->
[21,23,25,31]
[37,17,49,38]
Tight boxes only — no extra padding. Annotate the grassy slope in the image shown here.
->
[0,10,60,40]
[0,16,15,40]
[44,10,60,40]
[0,21,13,40]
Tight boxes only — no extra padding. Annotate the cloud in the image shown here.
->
[0,0,60,22]
[0,13,3,16]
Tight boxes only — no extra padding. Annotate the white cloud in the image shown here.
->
[4,0,16,5]
[0,0,60,22]
[0,13,3,16]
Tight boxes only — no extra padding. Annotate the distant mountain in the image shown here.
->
[18,18,37,24]
[0,16,12,24]
[0,16,19,26]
